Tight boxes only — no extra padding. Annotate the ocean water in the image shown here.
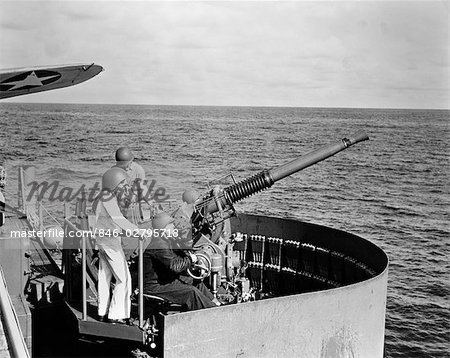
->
[0,103,449,357]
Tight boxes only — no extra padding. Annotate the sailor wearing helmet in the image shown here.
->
[113,147,146,187]
[113,147,151,222]
[143,211,216,311]
[171,188,201,246]
[93,167,145,324]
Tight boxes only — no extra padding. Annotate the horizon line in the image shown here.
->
[1,101,449,112]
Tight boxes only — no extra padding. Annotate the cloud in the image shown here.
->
[0,21,28,31]
[1,1,448,108]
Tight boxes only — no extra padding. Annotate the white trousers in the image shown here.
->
[97,243,131,320]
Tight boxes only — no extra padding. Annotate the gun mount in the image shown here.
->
[187,131,369,291]
[193,130,369,233]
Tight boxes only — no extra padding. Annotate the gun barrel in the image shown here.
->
[269,130,369,182]
[200,130,369,214]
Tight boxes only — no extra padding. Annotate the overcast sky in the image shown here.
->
[0,1,448,109]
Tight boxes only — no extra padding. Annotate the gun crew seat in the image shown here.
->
[142,293,184,315]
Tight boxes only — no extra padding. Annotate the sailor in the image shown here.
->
[94,167,144,324]
[143,212,216,311]
[114,147,147,194]
[113,147,151,222]
[171,189,200,246]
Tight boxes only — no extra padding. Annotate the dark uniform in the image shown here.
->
[143,236,215,310]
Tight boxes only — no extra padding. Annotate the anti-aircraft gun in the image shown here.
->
[186,130,369,302]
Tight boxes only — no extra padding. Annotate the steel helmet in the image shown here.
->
[152,212,175,230]
[115,147,134,163]
[102,167,128,191]
[182,189,200,204]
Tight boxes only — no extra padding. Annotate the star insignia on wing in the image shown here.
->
[3,71,61,91]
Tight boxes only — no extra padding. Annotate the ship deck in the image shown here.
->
[0,210,64,357]
[0,213,31,358]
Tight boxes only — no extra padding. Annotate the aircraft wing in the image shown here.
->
[0,63,103,99]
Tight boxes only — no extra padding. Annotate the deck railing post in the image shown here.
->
[139,238,144,327]
[18,167,26,212]
[82,235,87,321]
[38,201,44,233]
